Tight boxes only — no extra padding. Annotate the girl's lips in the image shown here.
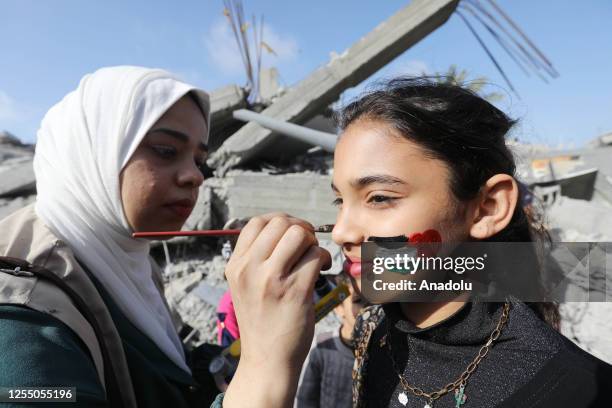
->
[343,257,362,277]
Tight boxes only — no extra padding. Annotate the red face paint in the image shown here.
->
[367,229,441,244]
[408,229,441,257]
[408,229,441,243]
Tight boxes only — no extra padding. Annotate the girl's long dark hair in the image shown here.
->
[335,77,560,330]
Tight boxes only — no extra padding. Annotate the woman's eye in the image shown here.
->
[152,145,176,158]
[332,197,343,207]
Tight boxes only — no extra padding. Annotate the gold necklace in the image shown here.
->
[381,302,511,407]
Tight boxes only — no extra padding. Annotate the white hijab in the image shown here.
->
[33,66,210,374]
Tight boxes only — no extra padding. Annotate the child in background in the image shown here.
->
[217,290,240,347]
[296,274,365,408]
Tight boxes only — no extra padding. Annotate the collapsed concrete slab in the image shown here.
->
[513,142,612,206]
[209,0,460,172]
[210,171,337,227]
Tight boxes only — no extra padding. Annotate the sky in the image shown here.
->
[1,0,611,147]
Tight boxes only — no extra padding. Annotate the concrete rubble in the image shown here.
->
[1,0,611,366]
[0,131,36,219]
[208,0,460,173]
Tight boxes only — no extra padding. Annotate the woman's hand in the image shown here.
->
[222,213,332,408]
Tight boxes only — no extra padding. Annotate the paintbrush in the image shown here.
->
[132,224,335,239]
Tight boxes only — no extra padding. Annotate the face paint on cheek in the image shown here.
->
[367,229,442,257]
[366,229,441,243]
[408,229,442,244]
[367,234,409,243]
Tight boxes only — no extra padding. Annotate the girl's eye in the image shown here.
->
[152,145,176,158]
[369,195,393,203]
[332,197,343,207]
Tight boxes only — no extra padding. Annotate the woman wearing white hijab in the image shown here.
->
[0,66,330,408]
[0,66,210,406]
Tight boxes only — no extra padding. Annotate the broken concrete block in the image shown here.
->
[210,171,337,228]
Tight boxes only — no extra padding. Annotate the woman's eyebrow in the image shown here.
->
[149,127,208,152]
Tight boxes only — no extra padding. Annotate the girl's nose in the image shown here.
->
[332,208,365,248]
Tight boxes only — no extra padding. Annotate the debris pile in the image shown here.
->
[513,144,612,364]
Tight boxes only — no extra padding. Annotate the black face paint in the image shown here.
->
[367,235,408,243]
[367,230,442,244]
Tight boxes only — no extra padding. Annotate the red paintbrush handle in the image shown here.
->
[132,224,334,239]
[132,229,242,238]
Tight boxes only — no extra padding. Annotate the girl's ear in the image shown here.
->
[469,174,519,239]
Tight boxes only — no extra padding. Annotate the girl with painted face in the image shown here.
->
[0,66,329,408]
[330,77,612,408]
[211,77,612,408]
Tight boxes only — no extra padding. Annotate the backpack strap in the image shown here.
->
[0,256,124,408]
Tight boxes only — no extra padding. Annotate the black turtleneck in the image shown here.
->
[359,300,612,408]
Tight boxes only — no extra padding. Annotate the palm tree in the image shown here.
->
[431,65,504,102]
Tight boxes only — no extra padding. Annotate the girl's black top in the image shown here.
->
[360,300,612,407]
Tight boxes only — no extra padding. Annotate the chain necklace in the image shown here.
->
[381,302,511,408]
